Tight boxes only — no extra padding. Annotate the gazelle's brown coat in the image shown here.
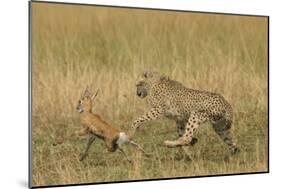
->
[79,111,122,152]
[76,87,148,162]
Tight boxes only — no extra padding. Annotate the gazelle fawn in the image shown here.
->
[76,87,149,162]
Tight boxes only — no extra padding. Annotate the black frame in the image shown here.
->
[28,1,270,188]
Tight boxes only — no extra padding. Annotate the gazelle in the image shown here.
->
[76,87,149,162]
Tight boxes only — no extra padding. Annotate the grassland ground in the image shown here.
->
[31,2,268,186]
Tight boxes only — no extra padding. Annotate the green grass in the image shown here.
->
[31,2,268,186]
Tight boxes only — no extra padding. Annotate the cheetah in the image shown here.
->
[129,70,239,155]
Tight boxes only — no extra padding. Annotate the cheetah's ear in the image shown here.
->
[143,70,153,78]
[143,71,149,78]
[160,75,169,81]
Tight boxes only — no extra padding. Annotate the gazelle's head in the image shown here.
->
[76,86,99,113]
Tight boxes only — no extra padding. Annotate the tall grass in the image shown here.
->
[31,2,268,187]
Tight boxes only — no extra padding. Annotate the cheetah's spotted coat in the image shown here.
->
[130,70,239,154]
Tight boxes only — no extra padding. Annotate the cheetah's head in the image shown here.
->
[135,70,167,98]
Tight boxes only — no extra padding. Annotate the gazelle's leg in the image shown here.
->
[129,140,151,156]
[118,148,132,163]
[79,133,95,161]
[129,107,163,138]
[164,112,208,147]
[75,127,88,136]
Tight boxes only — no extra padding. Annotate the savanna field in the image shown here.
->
[31,2,268,187]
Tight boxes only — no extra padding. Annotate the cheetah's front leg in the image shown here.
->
[164,112,208,147]
[129,107,163,138]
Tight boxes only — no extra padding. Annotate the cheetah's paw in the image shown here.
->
[164,140,181,148]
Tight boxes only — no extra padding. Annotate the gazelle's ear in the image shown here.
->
[91,89,99,101]
[84,85,91,98]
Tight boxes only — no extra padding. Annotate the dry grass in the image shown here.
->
[31,2,268,187]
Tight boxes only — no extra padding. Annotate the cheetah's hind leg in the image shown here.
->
[164,112,206,148]
[176,120,186,137]
[176,121,198,146]
[212,118,240,155]
[173,120,197,160]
